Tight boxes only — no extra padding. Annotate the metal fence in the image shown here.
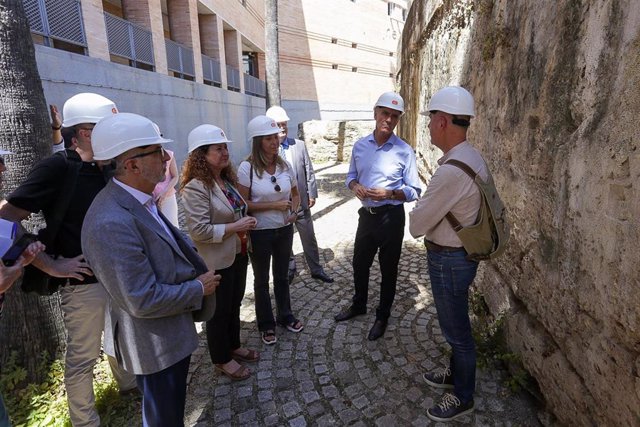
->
[244,73,266,98]
[201,54,222,85]
[104,13,154,68]
[226,65,241,91]
[166,39,195,78]
[23,0,86,48]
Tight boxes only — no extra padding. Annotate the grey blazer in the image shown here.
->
[284,137,318,210]
[81,180,215,375]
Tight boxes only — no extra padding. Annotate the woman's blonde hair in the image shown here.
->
[247,135,288,178]
[180,145,237,190]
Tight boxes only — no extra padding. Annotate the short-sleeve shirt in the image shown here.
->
[7,150,109,285]
[237,160,297,230]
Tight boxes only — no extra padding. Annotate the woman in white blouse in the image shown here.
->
[237,115,303,345]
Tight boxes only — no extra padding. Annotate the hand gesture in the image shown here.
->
[365,187,390,202]
[308,198,316,209]
[234,216,257,232]
[49,104,61,128]
[16,241,45,267]
[198,271,221,296]
[48,254,94,281]
[273,200,292,211]
[351,182,368,200]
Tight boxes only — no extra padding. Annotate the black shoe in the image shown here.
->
[311,271,334,283]
[334,306,366,322]
[427,393,474,422]
[367,319,387,341]
[423,367,454,389]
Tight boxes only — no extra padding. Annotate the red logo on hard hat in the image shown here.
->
[220,131,225,138]
[392,100,398,105]
[112,107,118,114]
[271,123,276,127]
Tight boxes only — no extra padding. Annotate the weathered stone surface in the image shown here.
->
[398,1,640,425]
[298,120,374,163]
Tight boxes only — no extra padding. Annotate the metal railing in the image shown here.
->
[244,73,266,97]
[226,65,241,91]
[201,54,222,85]
[166,39,195,78]
[104,13,154,68]
[23,0,86,49]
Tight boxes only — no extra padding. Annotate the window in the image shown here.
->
[332,64,338,70]
[352,42,358,48]
[352,67,357,72]
[331,38,338,44]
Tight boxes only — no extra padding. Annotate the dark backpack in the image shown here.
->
[444,159,510,262]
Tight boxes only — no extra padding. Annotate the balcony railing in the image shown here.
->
[244,73,266,98]
[23,0,86,50]
[201,54,222,86]
[104,13,154,69]
[226,65,241,92]
[166,39,195,79]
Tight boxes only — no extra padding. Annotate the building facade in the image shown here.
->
[24,0,406,162]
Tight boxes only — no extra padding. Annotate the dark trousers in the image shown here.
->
[206,254,248,364]
[136,355,191,427]
[249,225,295,331]
[352,205,405,320]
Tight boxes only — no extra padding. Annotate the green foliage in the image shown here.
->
[470,290,533,393]
[0,352,140,426]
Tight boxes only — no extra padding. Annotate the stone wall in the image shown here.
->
[298,120,374,163]
[398,1,640,425]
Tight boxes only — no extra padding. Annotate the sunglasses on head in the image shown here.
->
[270,175,281,192]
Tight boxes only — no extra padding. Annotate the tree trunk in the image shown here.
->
[264,0,281,108]
[0,0,66,380]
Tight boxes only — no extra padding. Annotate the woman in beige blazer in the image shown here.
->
[181,124,258,381]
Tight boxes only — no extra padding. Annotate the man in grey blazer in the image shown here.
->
[81,113,219,427]
[266,106,334,283]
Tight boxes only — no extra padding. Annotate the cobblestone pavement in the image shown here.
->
[183,162,546,426]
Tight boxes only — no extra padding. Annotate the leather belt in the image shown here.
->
[425,240,465,253]
[362,204,401,215]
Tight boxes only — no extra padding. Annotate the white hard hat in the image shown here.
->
[92,113,172,161]
[422,86,475,117]
[374,92,405,114]
[0,149,11,155]
[188,124,232,153]
[61,93,119,127]
[247,115,279,139]
[265,106,290,122]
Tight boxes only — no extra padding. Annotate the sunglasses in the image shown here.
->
[270,175,281,192]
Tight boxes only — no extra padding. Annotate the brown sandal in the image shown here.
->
[214,363,251,381]
[231,348,260,363]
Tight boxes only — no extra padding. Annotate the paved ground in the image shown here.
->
[182,162,546,426]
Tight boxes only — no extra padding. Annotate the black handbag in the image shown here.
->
[21,152,82,295]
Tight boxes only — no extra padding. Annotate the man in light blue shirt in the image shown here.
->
[334,92,421,340]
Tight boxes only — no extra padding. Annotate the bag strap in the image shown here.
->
[443,159,478,232]
[40,152,82,246]
[248,164,254,201]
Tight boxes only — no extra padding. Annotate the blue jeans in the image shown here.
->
[427,248,479,403]
[249,225,295,331]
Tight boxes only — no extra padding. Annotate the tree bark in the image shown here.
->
[264,0,281,107]
[0,0,66,380]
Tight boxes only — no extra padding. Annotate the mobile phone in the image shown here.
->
[2,233,37,266]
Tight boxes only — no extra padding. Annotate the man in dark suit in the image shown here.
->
[266,106,333,284]
[81,113,219,427]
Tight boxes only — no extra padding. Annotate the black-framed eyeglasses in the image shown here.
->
[270,175,281,192]
[126,147,166,161]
